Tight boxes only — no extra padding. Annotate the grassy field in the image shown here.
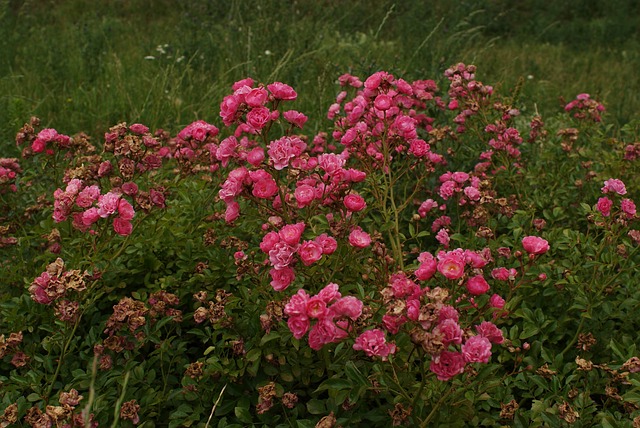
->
[1,0,639,153]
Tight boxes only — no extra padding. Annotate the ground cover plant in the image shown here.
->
[2,1,640,427]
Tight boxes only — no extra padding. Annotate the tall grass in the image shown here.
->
[1,0,638,156]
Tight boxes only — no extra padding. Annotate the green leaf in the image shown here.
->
[306,398,326,415]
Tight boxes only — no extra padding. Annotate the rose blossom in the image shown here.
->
[521,236,550,255]
[466,275,490,295]
[287,316,310,339]
[267,82,297,100]
[344,193,367,212]
[353,329,396,359]
[462,335,492,363]
[329,296,363,320]
[621,199,636,218]
[489,294,506,309]
[601,178,627,195]
[348,227,371,248]
[314,234,338,254]
[294,184,316,208]
[269,267,295,291]
[475,321,504,344]
[597,197,613,217]
[279,222,305,245]
[430,350,465,381]
[113,218,133,236]
[308,318,338,350]
[436,318,463,345]
[269,242,296,269]
[437,251,465,280]
[298,240,323,266]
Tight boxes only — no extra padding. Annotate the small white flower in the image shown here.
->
[264,50,272,56]
[144,56,156,60]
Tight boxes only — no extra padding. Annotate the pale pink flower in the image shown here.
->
[97,192,121,218]
[466,275,490,295]
[429,351,465,381]
[75,185,100,208]
[418,199,438,218]
[268,136,306,170]
[298,240,323,266]
[462,335,492,363]
[344,193,366,212]
[439,180,456,200]
[602,178,627,195]
[269,242,297,269]
[353,329,396,359]
[522,236,550,255]
[464,186,481,201]
[348,227,371,248]
[436,228,450,248]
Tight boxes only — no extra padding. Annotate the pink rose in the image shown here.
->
[81,208,101,226]
[224,201,240,223]
[348,227,371,248]
[462,335,492,364]
[246,147,265,167]
[317,283,341,303]
[117,199,135,221]
[122,182,139,196]
[249,169,278,199]
[306,296,328,319]
[466,275,490,295]
[344,193,367,212]
[415,258,437,281]
[308,319,338,350]
[491,267,515,281]
[260,231,281,253]
[437,252,465,280]
[279,222,305,246]
[438,305,459,323]
[602,178,627,195]
[269,242,296,269]
[522,236,550,255]
[436,318,463,345]
[597,197,613,217]
[294,184,316,208]
[298,240,323,266]
[314,234,338,255]
[267,82,297,100]
[283,110,308,128]
[475,321,504,344]
[287,315,310,339]
[489,294,505,309]
[129,123,149,134]
[113,218,133,236]
[284,289,310,317]
[244,87,268,107]
[622,199,636,218]
[429,351,465,381]
[97,192,121,218]
[382,314,407,334]
[329,296,363,320]
[353,329,396,359]
[75,185,100,208]
[246,106,271,132]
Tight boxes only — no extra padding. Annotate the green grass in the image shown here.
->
[1,0,639,157]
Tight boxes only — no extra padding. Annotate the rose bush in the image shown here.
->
[1,64,640,427]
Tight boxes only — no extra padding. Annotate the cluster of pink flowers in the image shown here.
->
[0,158,21,193]
[172,120,220,172]
[596,178,636,219]
[260,222,338,291]
[444,63,495,133]
[30,128,71,155]
[483,123,524,161]
[330,71,445,167]
[53,178,136,236]
[564,93,605,122]
[284,283,363,350]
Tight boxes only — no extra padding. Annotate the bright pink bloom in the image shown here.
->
[117,199,135,221]
[430,351,465,381]
[462,335,492,363]
[475,321,504,344]
[260,231,280,253]
[317,283,341,303]
[75,185,100,208]
[269,266,296,290]
[113,218,133,236]
[489,294,505,309]
[621,199,636,218]
[287,316,310,339]
[374,94,392,111]
[344,193,366,212]
[308,318,338,350]
[244,87,268,107]
[330,296,363,320]
[353,329,396,359]
[418,199,438,218]
[285,289,310,317]
[268,136,306,170]
[436,318,463,345]
[279,222,305,245]
[298,240,323,266]
[97,192,121,218]
[491,267,515,281]
[81,208,100,226]
[597,197,613,217]
[269,242,296,269]
[314,234,338,254]
[522,236,550,255]
[602,178,627,195]
[437,252,465,280]
[246,106,271,131]
[438,305,459,323]
[348,227,371,248]
[436,228,450,248]
[249,169,278,199]
[129,123,149,134]
[415,258,437,281]
[246,147,265,166]
[224,201,240,223]
[306,296,328,319]
[294,184,316,207]
[283,110,308,128]
[267,82,297,100]
[466,275,490,295]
